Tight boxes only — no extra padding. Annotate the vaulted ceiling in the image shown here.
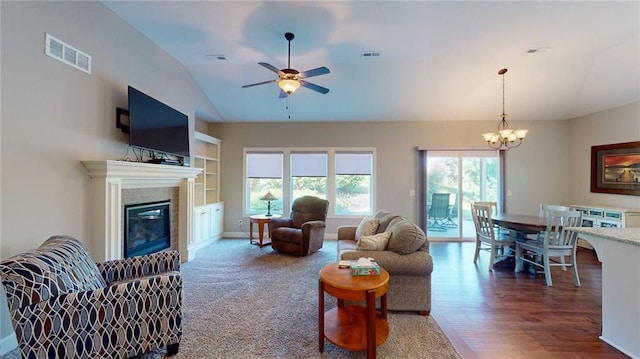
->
[102,1,640,123]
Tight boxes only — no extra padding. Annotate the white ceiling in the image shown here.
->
[101,1,640,123]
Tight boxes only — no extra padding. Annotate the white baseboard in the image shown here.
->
[222,232,338,240]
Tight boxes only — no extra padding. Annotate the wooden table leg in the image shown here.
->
[249,220,254,245]
[366,289,376,359]
[257,221,265,247]
[318,279,325,353]
[380,292,387,320]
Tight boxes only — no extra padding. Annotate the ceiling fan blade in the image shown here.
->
[300,66,330,79]
[300,80,330,94]
[259,62,282,74]
[241,79,276,88]
[279,90,288,98]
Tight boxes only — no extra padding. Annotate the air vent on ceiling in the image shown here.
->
[361,51,382,58]
[207,54,227,61]
[526,47,552,54]
[45,33,92,74]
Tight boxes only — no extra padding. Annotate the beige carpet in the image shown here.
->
[172,238,461,358]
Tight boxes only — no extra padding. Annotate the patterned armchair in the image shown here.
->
[0,235,182,359]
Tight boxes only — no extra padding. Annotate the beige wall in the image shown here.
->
[1,1,218,257]
[568,102,640,209]
[210,119,576,234]
[211,106,638,234]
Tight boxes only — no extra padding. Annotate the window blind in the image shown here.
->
[247,152,283,178]
[291,153,327,177]
[335,152,373,175]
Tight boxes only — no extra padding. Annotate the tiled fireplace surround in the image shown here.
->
[122,187,179,255]
[82,160,202,262]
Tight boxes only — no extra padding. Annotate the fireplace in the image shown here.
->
[83,160,202,262]
[124,200,171,258]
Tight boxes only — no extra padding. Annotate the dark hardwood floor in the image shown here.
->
[429,241,628,359]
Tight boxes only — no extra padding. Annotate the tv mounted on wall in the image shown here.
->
[127,86,190,162]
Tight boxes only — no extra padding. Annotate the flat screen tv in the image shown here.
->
[128,86,190,158]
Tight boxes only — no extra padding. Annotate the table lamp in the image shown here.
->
[260,191,277,217]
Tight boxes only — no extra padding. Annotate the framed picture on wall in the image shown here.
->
[591,141,640,196]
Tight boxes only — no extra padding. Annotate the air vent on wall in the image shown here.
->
[45,33,92,74]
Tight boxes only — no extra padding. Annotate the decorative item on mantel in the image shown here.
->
[261,191,277,217]
[482,68,528,150]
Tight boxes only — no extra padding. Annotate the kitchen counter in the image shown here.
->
[570,227,639,246]
[568,227,640,359]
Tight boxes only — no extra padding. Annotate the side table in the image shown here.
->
[318,263,389,359]
[249,214,281,248]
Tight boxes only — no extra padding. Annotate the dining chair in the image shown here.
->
[475,201,497,213]
[474,201,505,236]
[529,204,572,264]
[525,204,570,240]
[539,204,571,216]
[515,209,583,286]
[428,193,452,231]
[471,203,515,271]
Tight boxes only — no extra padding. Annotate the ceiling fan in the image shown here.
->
[242,32,330,98]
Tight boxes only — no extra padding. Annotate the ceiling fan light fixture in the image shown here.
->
[242,32,330,96]
[278,79,300,94]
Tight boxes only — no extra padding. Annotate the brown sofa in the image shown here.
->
[337,210,433,315]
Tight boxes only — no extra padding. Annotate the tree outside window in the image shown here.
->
[291,152,327,201]
[246,152,283,214]
[244,148,375,216]
[335,152,373,215]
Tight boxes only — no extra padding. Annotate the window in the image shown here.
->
[335,152,373,215]
[244,148,375,216]
[291,152,327,201]
[246,152,283,214]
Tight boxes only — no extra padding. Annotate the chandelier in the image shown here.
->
[482,68,528,150]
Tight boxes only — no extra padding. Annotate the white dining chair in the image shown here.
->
[515,209,583,286]
[471,203,515,271]
[539,204,571,217]
[475,201,498,213]
[474,201,508,238]
[529,204,572,266]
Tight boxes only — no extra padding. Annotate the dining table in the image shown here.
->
[492,213,547,236]
[489,213,548,270]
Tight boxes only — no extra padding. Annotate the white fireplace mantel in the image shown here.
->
[82,160,202,262]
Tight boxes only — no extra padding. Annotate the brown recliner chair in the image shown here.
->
[270,196,329,256]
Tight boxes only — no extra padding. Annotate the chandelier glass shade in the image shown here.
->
[482,68,528,150]
[278,79,300,94]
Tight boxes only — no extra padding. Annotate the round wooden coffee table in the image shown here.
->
[318,263,389,359]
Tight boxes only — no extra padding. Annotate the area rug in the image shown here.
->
[171,238,461,358]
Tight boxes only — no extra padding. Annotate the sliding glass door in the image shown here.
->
[422,150,501,239]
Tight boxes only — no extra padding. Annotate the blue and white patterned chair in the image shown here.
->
[0,235,182,359]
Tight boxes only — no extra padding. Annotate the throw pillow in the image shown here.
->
[374,210,401,233]
[386,219,427,254]
[356,232,392,251]
[355,216,379,242]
